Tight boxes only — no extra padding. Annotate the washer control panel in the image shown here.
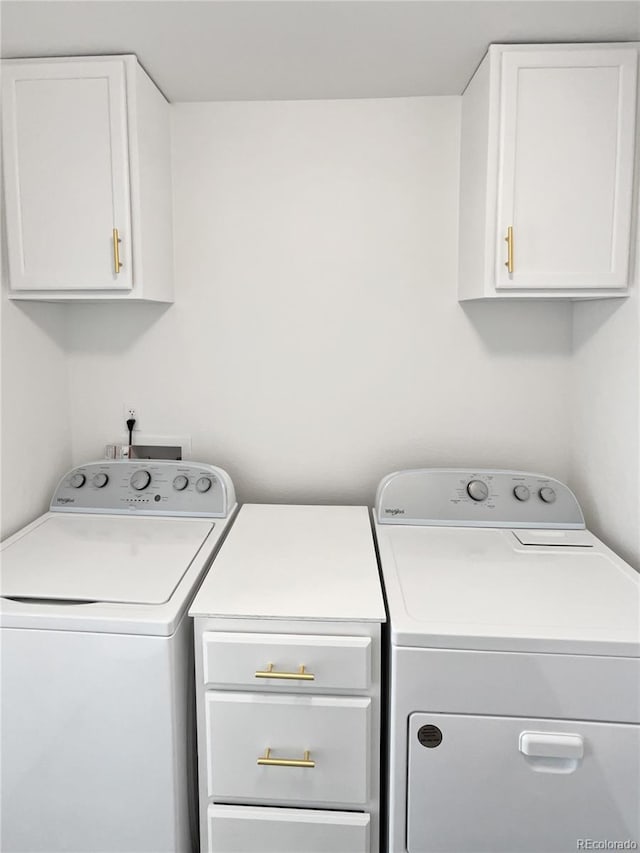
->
[50,461,236,518]
[376,469,584,528]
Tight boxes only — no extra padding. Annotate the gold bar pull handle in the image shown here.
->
[257,748,315,768]
[113,228,123,275]
[254,663,315,681]
[504,225,514,274]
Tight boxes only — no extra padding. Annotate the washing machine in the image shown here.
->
[374,468,640,853]
[1,459,237,853]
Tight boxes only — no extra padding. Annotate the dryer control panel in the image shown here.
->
[375,469,584,528]
[50,461,236,518]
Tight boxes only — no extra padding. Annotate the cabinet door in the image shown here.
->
[2,60,132,291]
[207,805,370,853]
[496,48,637,291]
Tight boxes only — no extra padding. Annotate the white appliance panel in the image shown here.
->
[385,525,639,653]
[512,529,593,547]
[407,712,640,853]
[1,514,214,604]
[375,469,584,528]
[1,622,192,853]
[50,460,235,517]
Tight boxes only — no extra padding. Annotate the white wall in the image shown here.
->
[3,94,637,569]
[569,287,640,569]
[0,291,72,538]
[0,173,72,539]
[65,96,572,506]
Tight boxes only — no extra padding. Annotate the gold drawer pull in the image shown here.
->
[504,225,514,274]
[112,228,123,274]
[254,663,315,681]
[257,748,315,768]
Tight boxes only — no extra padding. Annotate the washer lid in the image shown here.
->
[1,515,214,605]
[377,524,640,656]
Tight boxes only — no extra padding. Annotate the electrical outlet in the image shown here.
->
[123,405,139,429]
[116,434,192,460]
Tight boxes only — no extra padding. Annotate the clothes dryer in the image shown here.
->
[374,469,639,853]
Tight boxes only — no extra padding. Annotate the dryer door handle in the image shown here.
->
[519,732,584,760]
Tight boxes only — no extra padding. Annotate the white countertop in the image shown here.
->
[190,504,386,622]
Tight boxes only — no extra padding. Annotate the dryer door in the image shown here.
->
[407,712,639,852]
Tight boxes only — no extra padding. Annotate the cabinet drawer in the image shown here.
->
[207,804,370,853]
[205,692,370,806]
[202,631,371,691]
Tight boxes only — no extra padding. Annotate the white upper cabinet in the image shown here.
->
[3,60,132,292]
[2,56,173,302]
[459,44,638,300]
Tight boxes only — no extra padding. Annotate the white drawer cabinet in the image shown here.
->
[190,505,385,853]
[1,55,173,302]
[205,692,371,806]
[459,43,638,300]
[202,631,372,691]
[207,805,370,853]
[194,621,382,853]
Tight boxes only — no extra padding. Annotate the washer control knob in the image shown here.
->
[70,473,86,488]
[196,476,212,493]
[130,470,151,491]
[539,487,557,504]
[92,473,109,489]
[513,485,530,502]
[467,480,489,502]
[173,475,189,492]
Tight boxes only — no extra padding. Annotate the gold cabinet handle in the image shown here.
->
[113,228,123,274]
[504,225,514,274]
[257,748,315,768]
[254,663,315,681]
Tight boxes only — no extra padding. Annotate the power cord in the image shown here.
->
[126,417,136,446]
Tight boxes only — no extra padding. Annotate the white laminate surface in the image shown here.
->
[190,505,385,622]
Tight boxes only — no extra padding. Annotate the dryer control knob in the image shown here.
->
[196,476,212,493]
[130,470,151,491]
[173,475,189,491]
[70,473,86,488]
[513,485,530,502]
[467,480,489,502]
[539,487,557,504]
[92,473,109,489]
